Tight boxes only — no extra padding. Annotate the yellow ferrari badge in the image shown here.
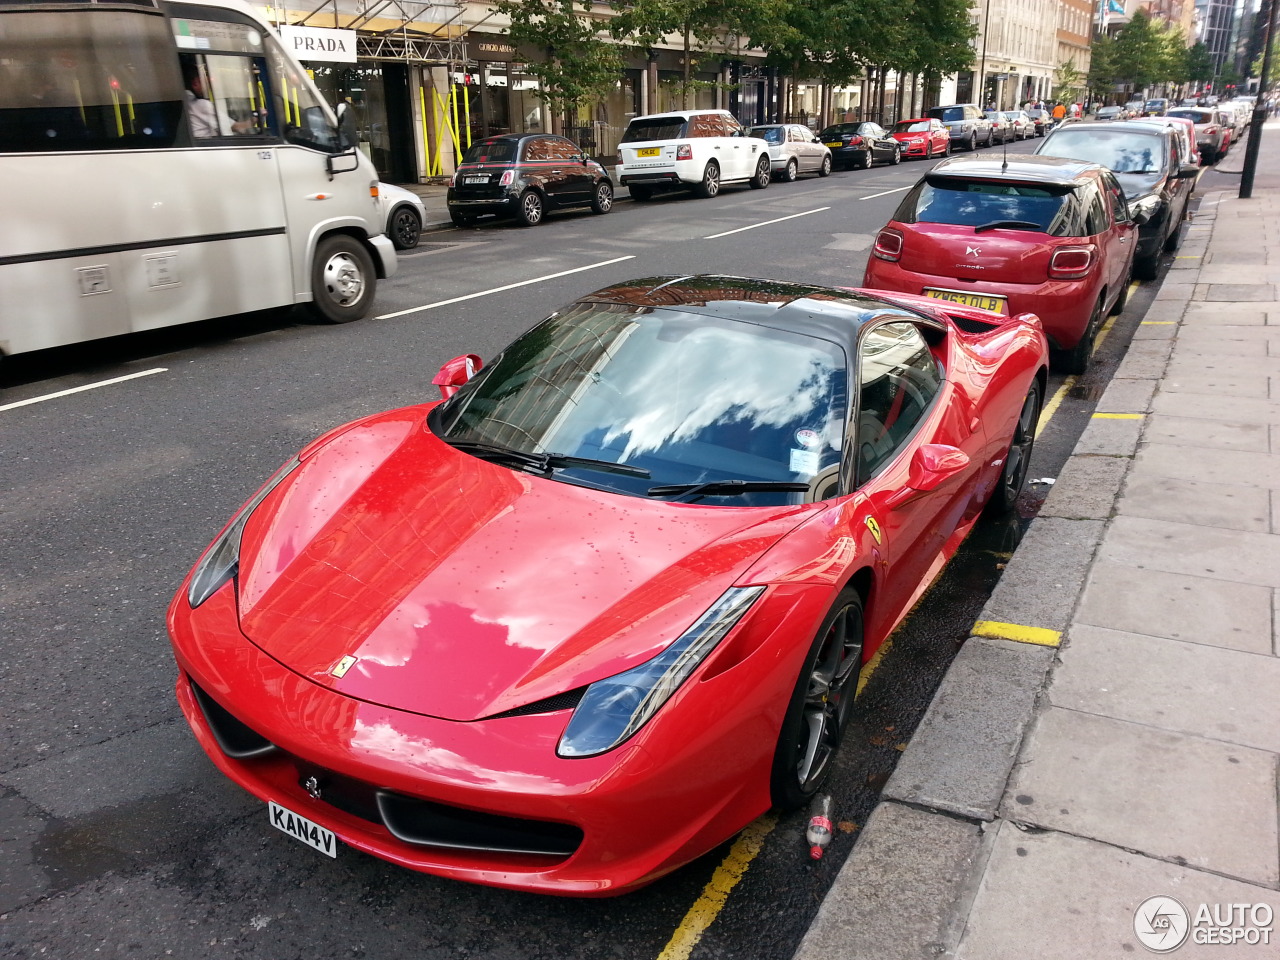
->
[864,517,882,544]
[330,655,358,678]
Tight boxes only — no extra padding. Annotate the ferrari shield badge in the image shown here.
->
[330,655,358,678]
[864,517,883,544]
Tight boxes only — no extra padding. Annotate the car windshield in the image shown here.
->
[433,303,849,505]
[1039,129,1167,173]
[905,178,1077,235]
[930,107,965,122]
[462,140,517,163]
[894,120,931,133]
[749,126,785,143]
[621,118,688,142]
[1145,100,1166,109]
[1002,112,1021,120]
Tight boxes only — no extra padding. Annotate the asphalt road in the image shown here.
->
[0,139,1198,960]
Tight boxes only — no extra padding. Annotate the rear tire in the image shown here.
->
[968,133,977,152]
[817,155,832,177]
[749,156,771,189]
[1109,278,1131,316]
[516,189,544,226]
[855,151,871,169]
[695,161,721,198]
[1059,295,1104,375]
[628,184,654,202]
[985,379,1041,516]
[448,209,473,228]
[782,158,799,182]
[770,589,864,810]
[308,234,375,324]
[590,181,613,214]
[890,144,901,164]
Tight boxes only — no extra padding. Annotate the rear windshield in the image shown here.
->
[1168,109,1212,123]
[894,120,930,133]
[1039,128,1167,173]
[818,124,859,138]
[749,126,784,144]
[463,140,517,163]
[621,118,687,143]
[896,178,1081,236]
[930,107,964,122]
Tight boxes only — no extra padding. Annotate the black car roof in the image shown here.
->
[576,276,936,349]
[927,153,1103,185]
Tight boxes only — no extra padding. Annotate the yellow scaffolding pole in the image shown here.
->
[419,80,431,178]
[449,83,462,166]
[462,83,472,149]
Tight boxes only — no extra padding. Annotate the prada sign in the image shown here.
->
[280,25,358,63]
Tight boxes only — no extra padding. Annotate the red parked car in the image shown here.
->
[167,276,1046,896]
[863,154,1142,373]
[891,118,951,159]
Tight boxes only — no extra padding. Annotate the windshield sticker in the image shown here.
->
[795,429,821,449]
[790,449,821,475]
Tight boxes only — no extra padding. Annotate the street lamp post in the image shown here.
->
[1241,0,1279,198]
[978,0,992,105]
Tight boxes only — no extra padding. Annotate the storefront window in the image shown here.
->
[310,63,389,168]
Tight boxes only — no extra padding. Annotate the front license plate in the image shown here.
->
[464,176,488,184]
[268,801,337,858]
[923,288,1008,313]
[635,147,661,157]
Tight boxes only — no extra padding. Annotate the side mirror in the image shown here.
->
[1129,207,1151,226]
[432,353,483,399]
[884,444,970,507]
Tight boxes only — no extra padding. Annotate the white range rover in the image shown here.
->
[616,109,772,200]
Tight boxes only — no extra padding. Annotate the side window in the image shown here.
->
[522,137,551,161]
[1082,184,1109,235]
[262,36,340,152]
[689,114,718,138]
[855,322,942,486]
[722,114,743,137]
[179,53,274,139]
[1103,172,1130,222]
[549,137,580,160]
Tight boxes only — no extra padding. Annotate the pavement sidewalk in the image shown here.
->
[795,120,1280,958]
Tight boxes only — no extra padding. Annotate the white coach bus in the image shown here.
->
[0,0,396,362]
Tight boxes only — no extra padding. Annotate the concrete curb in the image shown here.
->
[793,188,1233,960]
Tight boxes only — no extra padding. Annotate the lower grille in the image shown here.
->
[190,680,277,759]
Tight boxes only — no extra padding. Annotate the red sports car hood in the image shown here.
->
[234,406,812,721]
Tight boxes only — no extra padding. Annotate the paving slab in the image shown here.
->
[1038,455,1130,520]
[1196,264,1280,283]
[978,518,1106,634]
[1133,321,1180,340]
[1182,301,1269,324]
[1050,624,1280,752]
[1152,391,1280,425]
[1166,354,1280,377]
[792,802,985,960]
[1119,469,1271,532]
[1073,416,1144,457]
[1159,370,1272,397]
[956,826,1280,960]
[883,637,1054,821]
[1138,300,1187,323]
[1131,442,1280,490]
[1202,285,1278,302]
[1114,350,1170,381]
[1099,514,1280,587]
[1096,378,1157,413]
[1155,282,1197,302]
[1074,559,1274,653]
[1002,707,1279,885]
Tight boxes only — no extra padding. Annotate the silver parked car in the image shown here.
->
[1001,110,1035,140]
[378,182,426,250]
[747,124,833,181]
[1167,107,1229,164]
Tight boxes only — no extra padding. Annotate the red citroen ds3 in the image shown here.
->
[864,154,1143,372]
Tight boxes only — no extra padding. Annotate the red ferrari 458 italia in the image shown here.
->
[168,276,1048,896]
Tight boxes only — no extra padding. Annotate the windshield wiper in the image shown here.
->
[973,219,1043,233]
[448,440,650,478]
[647,479,811,503]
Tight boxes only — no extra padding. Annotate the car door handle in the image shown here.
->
[551,169,562,174]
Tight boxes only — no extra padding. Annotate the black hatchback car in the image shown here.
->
[448,134,614,227]
[817,122,902,169]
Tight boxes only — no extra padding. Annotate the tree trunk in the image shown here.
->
[682,22,692,109]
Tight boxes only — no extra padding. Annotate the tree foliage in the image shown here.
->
[494,0,623,121]
[1112,10,1167,91]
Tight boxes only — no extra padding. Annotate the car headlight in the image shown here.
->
[1131,194,1162,221]
[187,457,301,609]
[557,586,766,758]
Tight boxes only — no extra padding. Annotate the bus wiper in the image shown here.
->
[647,480,811,503]
[448,440,649,477]
[973,219,1042,233]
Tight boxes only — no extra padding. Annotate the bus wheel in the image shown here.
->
[310,235,375,323]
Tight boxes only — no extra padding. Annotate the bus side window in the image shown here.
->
[179,52,275,140]
[264,39,341,153]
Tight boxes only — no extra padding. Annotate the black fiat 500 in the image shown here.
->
[447,134,614,227]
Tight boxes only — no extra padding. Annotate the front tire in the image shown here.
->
[389,206,421,250]
[771,589,864,810]
[516,189,544,226]
[817,154,832,177]
[695,161,721,198]
[749,156,771,189]
[590,181,613,214]
[985,380,1041,516]
[308,234,375,324]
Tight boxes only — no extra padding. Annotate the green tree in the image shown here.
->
[1113,10,1167,91]
[494,0,624,131]
[1087,32,1118,102]
[1055,58,1085,102]
[610,0,789,108]
[1186,42,1215,85]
